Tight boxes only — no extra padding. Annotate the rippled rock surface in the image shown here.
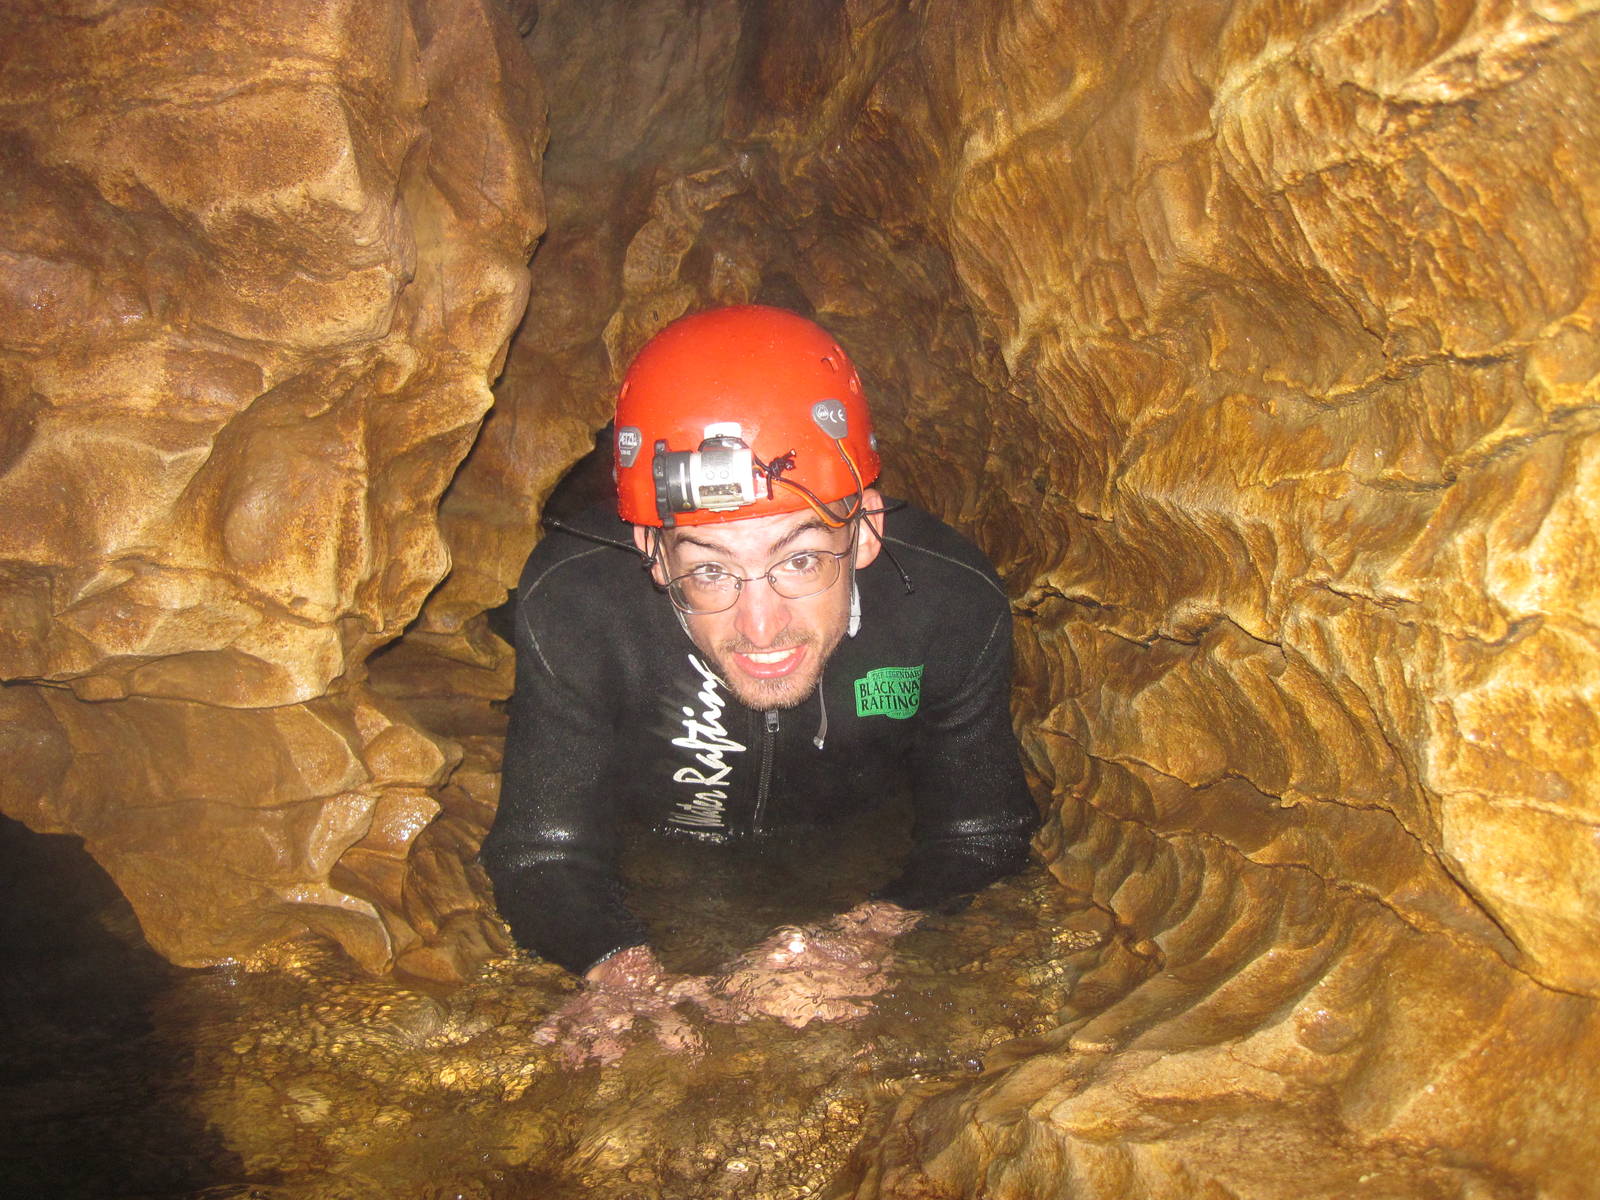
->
[0,0,542,976]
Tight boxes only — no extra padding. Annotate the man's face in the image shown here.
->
[634,489,883,711]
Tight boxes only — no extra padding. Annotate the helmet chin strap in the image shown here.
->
[817,545,860,750]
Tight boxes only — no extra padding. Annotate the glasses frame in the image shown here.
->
[660,530,860,617]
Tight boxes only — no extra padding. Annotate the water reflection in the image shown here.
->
[0,815,257,1197]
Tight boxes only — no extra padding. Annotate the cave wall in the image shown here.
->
[0,0,542,978]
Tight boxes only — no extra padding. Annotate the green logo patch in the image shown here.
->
[854,665,924,719]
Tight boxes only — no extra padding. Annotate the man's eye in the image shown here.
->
[683,566,734,588]
[780,552,823,575]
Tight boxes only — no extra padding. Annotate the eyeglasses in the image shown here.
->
[664,547,854,615]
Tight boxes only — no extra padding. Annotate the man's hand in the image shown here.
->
[832,899,922,939]
[534,945,711,1067]
[708,901,919,1028]
[534,904,919,1062]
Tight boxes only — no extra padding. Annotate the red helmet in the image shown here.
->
[614,305,880,527]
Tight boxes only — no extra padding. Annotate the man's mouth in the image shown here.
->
[729,645,807,678]
[745,649,794,664]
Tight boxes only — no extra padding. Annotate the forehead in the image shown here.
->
[663,507,840,559]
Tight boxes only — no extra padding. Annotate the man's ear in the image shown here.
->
[854,487,885,570]
[632,525,668,585]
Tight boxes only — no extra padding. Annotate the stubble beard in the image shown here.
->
[706,626,845,712]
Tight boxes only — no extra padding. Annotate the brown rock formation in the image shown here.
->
[0,0,542,976]
[5,0,1600,1193]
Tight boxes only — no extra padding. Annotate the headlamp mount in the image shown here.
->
[652,423,771,527]
[649,405,859,528]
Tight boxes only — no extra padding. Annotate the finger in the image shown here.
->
[651,1012,704,1057]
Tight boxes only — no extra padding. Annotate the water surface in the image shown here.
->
[1,805,1114,1199]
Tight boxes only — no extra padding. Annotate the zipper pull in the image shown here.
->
[765,710,780,734]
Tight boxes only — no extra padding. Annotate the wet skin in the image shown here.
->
[632,488,884,711]
[553,900,920,1066]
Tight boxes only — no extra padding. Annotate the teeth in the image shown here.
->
[744,649,796,664]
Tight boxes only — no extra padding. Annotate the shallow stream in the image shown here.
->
[1,807,1120,1199]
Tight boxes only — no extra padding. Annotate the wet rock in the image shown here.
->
[0,0,541,970]
[171,870,1087,1199]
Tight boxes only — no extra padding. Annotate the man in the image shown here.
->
[481,305,1037,1058]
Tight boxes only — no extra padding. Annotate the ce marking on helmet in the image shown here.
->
[811,400,849,439]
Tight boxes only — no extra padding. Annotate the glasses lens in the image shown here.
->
[668,569,739,615]
[768,550,843,600]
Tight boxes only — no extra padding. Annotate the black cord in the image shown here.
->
[751,439,870,527]
[762,450,796,483]
[858,502,915,595]
[542,513,652,562]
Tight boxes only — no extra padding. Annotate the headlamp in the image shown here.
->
[652,424,770,525]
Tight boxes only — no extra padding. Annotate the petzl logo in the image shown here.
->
[854,665,923,719]
[616,426,643,467]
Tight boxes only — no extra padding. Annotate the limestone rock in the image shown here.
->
[0,0,542,972]
[408,0,748,648]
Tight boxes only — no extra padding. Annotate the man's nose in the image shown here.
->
[734,576,791,647]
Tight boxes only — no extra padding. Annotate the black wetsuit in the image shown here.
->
[480,500,1039,974]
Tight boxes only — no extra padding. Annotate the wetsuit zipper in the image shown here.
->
[752,709,779,836]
